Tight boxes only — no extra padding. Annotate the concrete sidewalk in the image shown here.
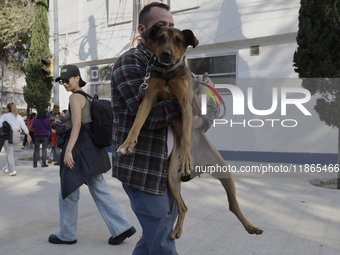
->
[1,145,340,255]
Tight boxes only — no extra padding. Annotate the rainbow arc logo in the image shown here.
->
[197,82,223,115]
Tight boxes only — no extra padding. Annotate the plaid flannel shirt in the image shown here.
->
[111,43,218,195]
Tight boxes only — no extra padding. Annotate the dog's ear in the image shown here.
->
[142,25,161,42]
[182,29,199,48]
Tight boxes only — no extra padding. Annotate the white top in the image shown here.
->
[0,113,29,134]
[167,126,174,158]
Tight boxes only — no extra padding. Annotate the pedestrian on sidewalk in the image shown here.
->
[54,110,67,166]
[0,103,32,176]
[47,104,60,149]
[32,109,51,168]
[47,127,57,164]
[111,3,216,254]
[21,117,28,149]
[58,110,67,125]
[24,113,36,148]
[112,3,181,254]
[48,65,135,245]
[47,104,60,122]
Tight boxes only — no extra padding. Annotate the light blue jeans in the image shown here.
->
[56,173,133,241]
[48,147,55,160]
[4,132,21,171]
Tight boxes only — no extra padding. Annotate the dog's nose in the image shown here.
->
[161,50,171,58]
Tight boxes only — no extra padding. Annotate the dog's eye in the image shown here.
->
[175,38,182,45]
[157,36,165,43]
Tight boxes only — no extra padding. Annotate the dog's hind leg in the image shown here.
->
[168,127,188,239]
[214,176,263,235]
[191,129,263,235]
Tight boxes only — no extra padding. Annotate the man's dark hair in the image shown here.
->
[139,2,170,27]
[62,109,67,114]
[37,108,47,119]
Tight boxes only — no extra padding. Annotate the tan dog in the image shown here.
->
[117,25,263,239]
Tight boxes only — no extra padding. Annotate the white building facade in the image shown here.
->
[47,0,338,164]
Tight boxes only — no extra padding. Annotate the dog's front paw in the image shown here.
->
[177,151,192,176]
[116,139,137,156]
[170,228,182,240]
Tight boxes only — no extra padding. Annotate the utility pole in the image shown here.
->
[0,63,4,117]
[53,0,59,105]
[131,0,143,47]
[132,0,141,33]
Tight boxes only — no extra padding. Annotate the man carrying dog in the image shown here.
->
[111,2,214,254]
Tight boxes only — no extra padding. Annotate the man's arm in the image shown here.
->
[191,75,219,131]
[47,112,55,121]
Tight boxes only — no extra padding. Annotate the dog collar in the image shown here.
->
[149,55,185,74]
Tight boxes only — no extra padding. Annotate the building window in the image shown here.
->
[86,64,113,100]
[250,45,260,56]
[108,0,133,26]
[187,54,236,94]
[170,0,201,13]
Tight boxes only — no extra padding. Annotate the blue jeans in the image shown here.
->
[56,173,133,241]
[49,147,56,160]
[123,184,179,255]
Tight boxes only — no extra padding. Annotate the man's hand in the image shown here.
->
[191,74,214,129]
[192,74,214,111]
[192,115,204,129]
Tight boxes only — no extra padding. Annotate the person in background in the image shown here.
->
[24,113,36,148]
[0,103,31,176]
[54,110,67,166]
[48,127,57,164]
[47,104,60,149]
[57,109,67,125]
[47,104,60,122]
[21,117,28,149]
[49,65,135,245]
[32,109,51,168]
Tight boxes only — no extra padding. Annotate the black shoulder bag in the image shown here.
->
[38,119,50,131]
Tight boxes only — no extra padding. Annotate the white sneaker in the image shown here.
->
[9,170,17,176]
[21,146,25,149]
[2,167,9,173]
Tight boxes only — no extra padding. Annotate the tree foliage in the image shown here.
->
[293,0,340,128]
[0,0,35,74]
[24,0,52,110]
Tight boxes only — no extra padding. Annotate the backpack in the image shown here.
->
[73,90,113,148]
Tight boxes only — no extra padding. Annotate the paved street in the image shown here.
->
[1,144,340,255]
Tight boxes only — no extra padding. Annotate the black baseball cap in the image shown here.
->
[55,65,86,87]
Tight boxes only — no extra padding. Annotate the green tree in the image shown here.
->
[0,0,34,74]
[24,0,52,110]
[293,0,340,188]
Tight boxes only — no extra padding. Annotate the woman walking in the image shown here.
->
[27,112,36,146]
[0,103,31,176]
[22,112,36,149]
[32,109,51,168]
[48,65,135,245]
